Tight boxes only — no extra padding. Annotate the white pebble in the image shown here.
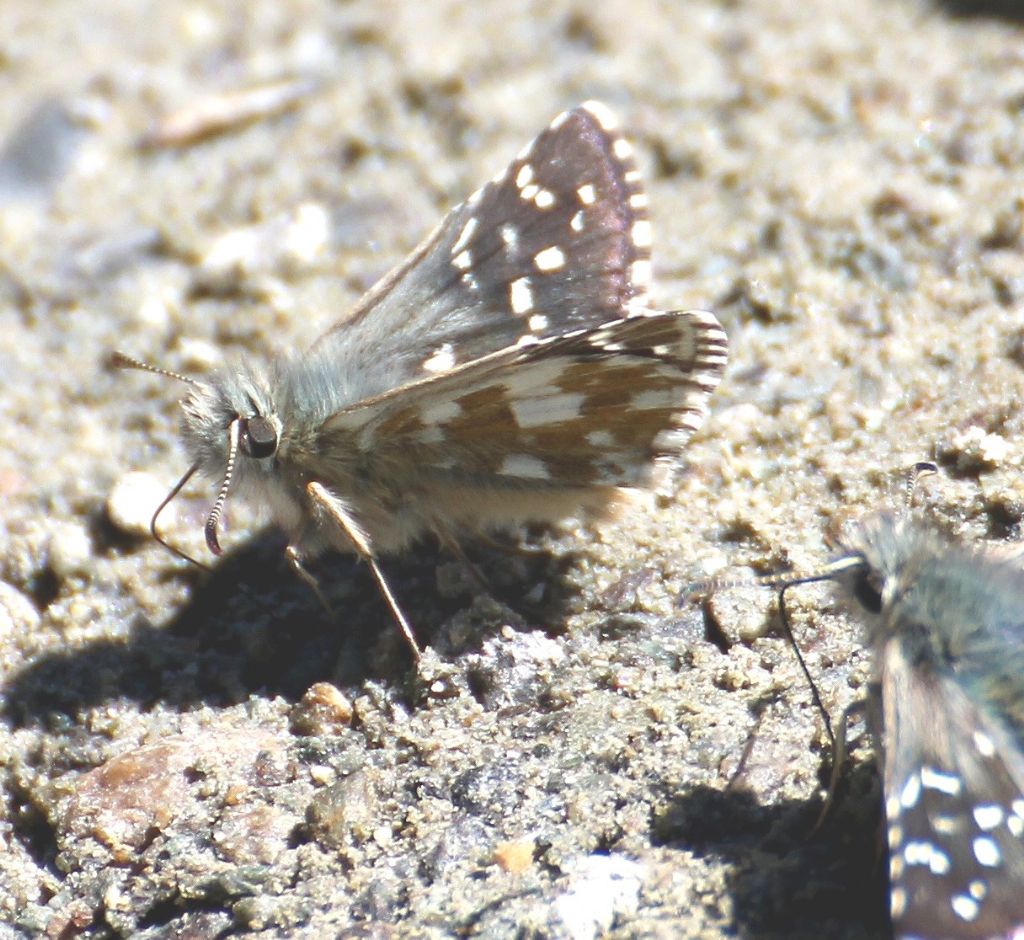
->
[48,522,93,578]
[0,581,40,637]
[281,202,329,269]
[176,337,221,372]
[107,472,164,537]
[552,854,645,939]
[950,427,1010,467]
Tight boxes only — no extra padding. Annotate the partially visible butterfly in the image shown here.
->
[689,466,1024,938]
[117,101,728,653]
[829,513,1024,939]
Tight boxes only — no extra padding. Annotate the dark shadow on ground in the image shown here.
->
[2,530,573,728]
[933,0,1024,22]
[655,760,890,940]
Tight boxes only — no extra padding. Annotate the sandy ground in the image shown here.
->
[1,1,1023,937]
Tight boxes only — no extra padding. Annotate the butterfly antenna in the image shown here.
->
[115,352,212,567]
[776,582,835,750]
[905,460,938,509]
[685,558,872,756]
[204,418,240,556]
[111,351,201,388]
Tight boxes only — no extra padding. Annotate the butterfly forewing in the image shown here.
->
[312,101,652,386]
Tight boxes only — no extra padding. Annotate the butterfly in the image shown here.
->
[118,101,728,653]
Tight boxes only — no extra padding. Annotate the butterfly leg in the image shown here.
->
[814,697,868,832]
[430,522,492,598]
[285,543,336,615]
[305,481,421,660]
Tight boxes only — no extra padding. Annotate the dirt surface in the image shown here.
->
[1,1,1023,937]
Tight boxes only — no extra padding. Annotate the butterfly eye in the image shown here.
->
[240,416,278,459]
[852,567,882,614]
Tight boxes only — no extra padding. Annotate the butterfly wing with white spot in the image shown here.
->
[319,309,726,493]
[880,639,1024,940]
[308,102,652,398]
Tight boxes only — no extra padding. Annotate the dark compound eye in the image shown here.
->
[241,416,278,459]
[852,567,882,614]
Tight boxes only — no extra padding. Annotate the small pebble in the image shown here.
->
[47,522,93,579]
[0,581,41,636]
[306,771,377,848]
[493,838,535,874]
[106,472,165,537]
[176,337,221,372]
[280,202,329,270]
[942,426,1010,473]
[290,682,355,735]
[552,854,645,938]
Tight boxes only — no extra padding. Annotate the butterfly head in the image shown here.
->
[179,367,284,555]
[112,352,286,560]
[832,513,926,621]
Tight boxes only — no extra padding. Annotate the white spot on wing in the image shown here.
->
[631,259,652,287]
[499,455,550,479]
[920,766,962,796]
[452,250,472,270]
[420,400,461,425]
[951,894,980,922]
[549,109,570,130]
[632,219,652,248]
[528,314,548,331]
[973,836,1001,867]
[577,184,596,205]
[928,847,951,875]
[974,731,995,756]
[510,392,585,429]
[516,164,534,188]
[631,389,677,410]
[451,217,478,255]
[501,225,518,247]
[534,246,566,271]
[570,211,584,232]
[890,887,907,919]
[509,277,533,314]
[974,805,1004,830]
[900,773,921,808]
[520,183,539,201]
[581,100,618,131]
[534,189,555,208]
[422,343,456,373]
[613,138,633,160]
[903,840,936,867]
[415,426,445,444]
